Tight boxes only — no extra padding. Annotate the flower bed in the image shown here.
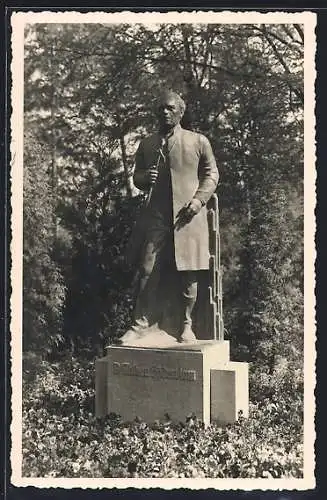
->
[22,354,303,478]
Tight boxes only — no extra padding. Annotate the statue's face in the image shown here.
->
[157,96,184,130]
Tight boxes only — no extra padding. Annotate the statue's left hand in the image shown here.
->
[174,198,202,230]
[185,198,202,216]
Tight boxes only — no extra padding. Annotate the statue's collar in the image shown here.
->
[159,123,182,141]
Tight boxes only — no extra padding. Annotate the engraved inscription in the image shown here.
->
[112,361,197,381]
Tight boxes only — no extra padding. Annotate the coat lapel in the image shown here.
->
[152,125,182,163]
[167,124,182,154]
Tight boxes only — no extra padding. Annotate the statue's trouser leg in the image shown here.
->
[134,225,168,327]
[180,271,198,336]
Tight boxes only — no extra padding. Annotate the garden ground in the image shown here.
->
[21,352,304,479]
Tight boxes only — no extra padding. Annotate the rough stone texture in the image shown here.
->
[211,361,249,424]
[95,341,243,426]
[106,346,204,423]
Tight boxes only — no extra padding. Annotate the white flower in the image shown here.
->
[72,462,80,473]
[49,436,56,445]
[83,460,92,471]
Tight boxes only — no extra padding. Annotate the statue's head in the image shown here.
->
[156,90,186,131]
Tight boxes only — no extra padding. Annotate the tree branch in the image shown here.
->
[254,25,303,52]
[293,24,304,43]
[260,26,304,104]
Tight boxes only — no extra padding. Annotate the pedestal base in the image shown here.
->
[95,340,248,427]
[211,362,249,424]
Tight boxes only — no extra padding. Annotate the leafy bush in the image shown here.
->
[60,186,144,350]
[22,354,303,479]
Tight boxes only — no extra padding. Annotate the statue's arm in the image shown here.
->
[193,135,219,205]
[133,141,150,191]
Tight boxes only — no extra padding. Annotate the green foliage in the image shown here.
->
[22,354,303,478]
[23,24,304,389]
[61,188,144,346]
[230,183,303,363]
[23,128,66,351]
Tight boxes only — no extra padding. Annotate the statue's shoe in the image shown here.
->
[179,326,197,344]
[130,317,149,332]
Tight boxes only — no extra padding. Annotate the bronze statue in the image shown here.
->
[124,91,222,344]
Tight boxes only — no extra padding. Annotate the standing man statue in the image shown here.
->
[126,91,219,343]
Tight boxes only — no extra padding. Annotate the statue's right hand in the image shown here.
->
[147,166,158,185]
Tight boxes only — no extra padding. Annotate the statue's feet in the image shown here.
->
[118,318,150,345]
[120,323,178,347]
[179,325,197,344]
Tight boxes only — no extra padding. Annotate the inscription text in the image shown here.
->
[112,361,197,381]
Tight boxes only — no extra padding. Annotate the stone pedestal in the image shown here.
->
[95,340,249,427]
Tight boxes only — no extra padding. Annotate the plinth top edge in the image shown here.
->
[106,339,229,352]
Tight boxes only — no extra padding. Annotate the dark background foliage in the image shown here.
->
[23,23,304,391]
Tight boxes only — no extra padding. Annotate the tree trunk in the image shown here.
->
[181,25,196,96]
[50,40,58,241]
[119,134,133,198]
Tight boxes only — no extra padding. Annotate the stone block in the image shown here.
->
[102,341,230,426]
[210,361,249,424]
[95,341,248,426]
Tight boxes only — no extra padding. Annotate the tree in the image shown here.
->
[23,127,65,351]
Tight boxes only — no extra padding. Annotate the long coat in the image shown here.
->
[132,124,219,271]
